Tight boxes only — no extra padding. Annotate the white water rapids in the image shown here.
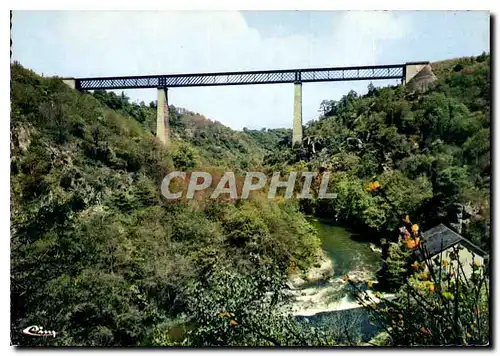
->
[287,219,396,317]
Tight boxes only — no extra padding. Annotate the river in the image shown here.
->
[311,218,381,277]
[289,218,382,315]
[168,218,388,343]
[290,217,388,342]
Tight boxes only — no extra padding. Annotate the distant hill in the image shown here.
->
[90,89,291,170]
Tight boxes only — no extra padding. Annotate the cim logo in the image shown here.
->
[22,325,57,338]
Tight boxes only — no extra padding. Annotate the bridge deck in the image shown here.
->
[75,64,409,90]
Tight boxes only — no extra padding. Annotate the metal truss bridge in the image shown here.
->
[74,64,413,90]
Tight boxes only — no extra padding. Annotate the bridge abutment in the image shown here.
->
[292,82,303,145]
[403,62,431,84]
[157,87,170,145]
[62,78,76,89]
[403,62,436,92]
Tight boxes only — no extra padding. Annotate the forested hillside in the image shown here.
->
[10,63,320,346]
[10,52,491,346]
[265,53,490,252]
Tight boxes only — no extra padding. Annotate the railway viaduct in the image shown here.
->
[63,62,431,146]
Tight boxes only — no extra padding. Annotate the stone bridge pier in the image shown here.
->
[156,87,170,145]
[292,81,303,146]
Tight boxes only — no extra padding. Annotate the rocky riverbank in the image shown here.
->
[286,249,393,317]
[287,250,334,289]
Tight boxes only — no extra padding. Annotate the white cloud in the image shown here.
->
[12,11,410,130]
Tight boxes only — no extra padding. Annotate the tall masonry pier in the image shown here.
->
[292,81,303,145]
[68,61,433,147]
[156,87,170,145]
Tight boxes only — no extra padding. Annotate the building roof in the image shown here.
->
[415,223,488,261]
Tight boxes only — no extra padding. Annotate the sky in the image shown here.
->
[11,11,490,130]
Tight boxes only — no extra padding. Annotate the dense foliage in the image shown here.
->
[10,63,320,346]
[351,219,489,346]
